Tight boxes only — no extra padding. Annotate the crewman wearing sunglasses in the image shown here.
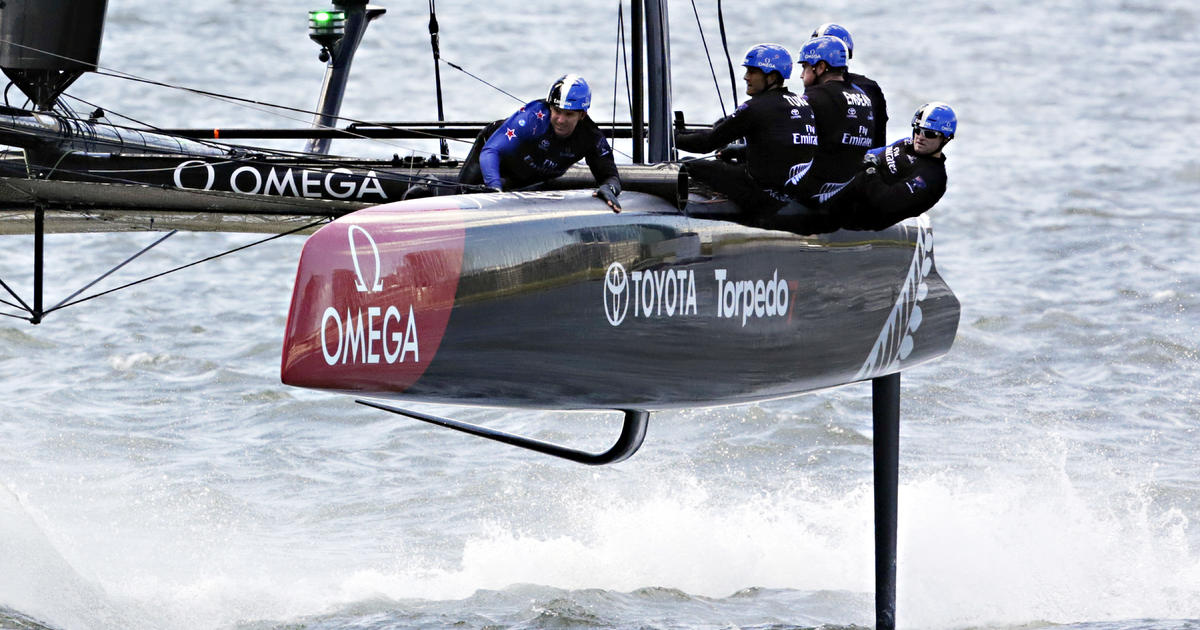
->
[831,102,957,231]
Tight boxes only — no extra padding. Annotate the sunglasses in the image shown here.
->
[913,127,944,140]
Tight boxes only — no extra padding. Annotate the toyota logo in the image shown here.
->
[603,262,629,326]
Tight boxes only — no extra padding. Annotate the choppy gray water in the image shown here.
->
[1,1,1198,629]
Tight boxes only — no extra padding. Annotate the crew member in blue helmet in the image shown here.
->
[788,35,874,208]
[458,74,622,211]
[809,23,887,148]
[674,43,817,219]
[828,102,956,231]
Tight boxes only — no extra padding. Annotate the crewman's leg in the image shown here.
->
[457,119,505,186]
[683,159,785,219]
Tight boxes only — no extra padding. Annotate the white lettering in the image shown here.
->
[356,170,387,200]
[264,168,300,196]
[843,91,872,108]
[230,166,262,194]
[792,133,818,146]
[842,133,874,147]
[640,270,656,316]
[400,305,419,362]
[173,160,215,191]
[320,304,420,365]
[320,307,343,365]
[342,308,367,364]
[302,169,322,198]
[630,271,643,316]
[621,268,697,321]
[366,306,381,364]
[765,270,778,317]
[383,305,403,363]
[715,268,790,327]
[685,273,697,314]
[663,269,677,316]
[740,281,754,326]
[326,168,356,199]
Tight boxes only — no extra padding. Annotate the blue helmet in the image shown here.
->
[811,23,854,59]
[912,102,957,139]
[799,35,848,70]
[547,74,591,111]
[742,43,792,80]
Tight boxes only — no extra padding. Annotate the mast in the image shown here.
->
[630,1,645,164]
[305,1,386,155]
[642,0,673,163]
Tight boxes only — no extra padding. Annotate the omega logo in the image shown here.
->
[347,225,384,293]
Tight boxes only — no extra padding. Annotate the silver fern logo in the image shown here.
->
[854,216,935,380]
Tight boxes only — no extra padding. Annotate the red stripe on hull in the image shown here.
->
[281,198,466,394]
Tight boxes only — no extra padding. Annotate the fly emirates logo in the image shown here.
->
[319,225,420,366]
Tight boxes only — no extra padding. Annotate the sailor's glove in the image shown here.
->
[862,152,880,175]
[595,182,622,213]
[718,143,746,163]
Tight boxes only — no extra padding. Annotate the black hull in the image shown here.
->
[281,191,959,410]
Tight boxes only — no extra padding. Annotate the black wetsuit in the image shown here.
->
[790,78,875,207]
[827,137,948,231]
[846,72,887,148]
[675,85,817,218]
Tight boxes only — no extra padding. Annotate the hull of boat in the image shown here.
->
[280,190,959,410]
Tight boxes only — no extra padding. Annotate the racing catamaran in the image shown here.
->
[0,1,958,627]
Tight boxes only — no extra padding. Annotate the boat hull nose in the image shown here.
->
[280,198,466,395]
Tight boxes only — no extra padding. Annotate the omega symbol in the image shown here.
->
[347,224,384,293]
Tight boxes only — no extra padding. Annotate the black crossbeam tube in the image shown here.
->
[157,122,642,141]
[872,372,901,630]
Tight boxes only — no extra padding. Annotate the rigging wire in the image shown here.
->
[609,2,634,162]
[0,38,475,159]
[41,217,331,317]
[90,70,474,156]
[689,0,727,118]
[716,0,738,109]
[47,229,178,312]
[436,56,525,105]
[427,0,450,159]
[0,275,32,314]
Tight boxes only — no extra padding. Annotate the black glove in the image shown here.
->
[718,143,746,163]
[595,183,622,212]
[862,152,880,175]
